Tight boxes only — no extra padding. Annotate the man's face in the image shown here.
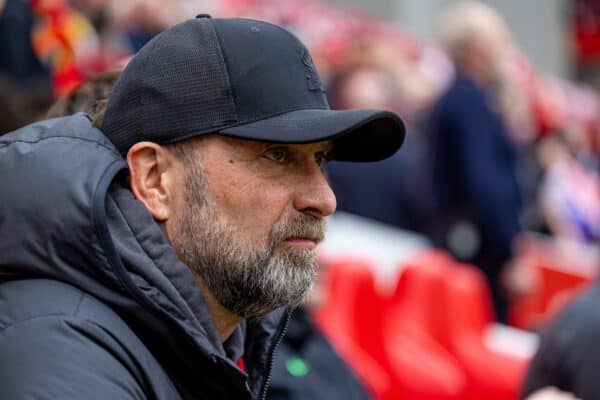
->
[168,135,337,318]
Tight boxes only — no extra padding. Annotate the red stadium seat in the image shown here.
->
[315,257,379,345]
[315,255,466,399]
[316,250,530,399]
[509,234,597,330]
[444,264,529,400]
[377,250,468,400]
[383,250,528,400]
[315,258,392,398]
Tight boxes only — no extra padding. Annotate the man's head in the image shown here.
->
[122,134,335,318]
[99,16,405,319]
[438,1,511,86]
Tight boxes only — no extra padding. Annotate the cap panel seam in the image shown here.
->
[208,19,239,124]
[138,33,162,142]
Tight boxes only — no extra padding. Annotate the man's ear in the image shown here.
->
[127,142,179,222]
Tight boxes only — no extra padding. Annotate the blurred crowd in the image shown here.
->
[3,0,600,314]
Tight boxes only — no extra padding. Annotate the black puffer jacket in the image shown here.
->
[521,283,600,400]
[0,114,290,399]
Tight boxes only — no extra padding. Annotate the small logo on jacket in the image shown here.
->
[286,356,310,377]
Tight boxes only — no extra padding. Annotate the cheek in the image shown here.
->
[216,179,292,238]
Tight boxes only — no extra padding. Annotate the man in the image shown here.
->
[0,15,404,399]
[423,1,522,321]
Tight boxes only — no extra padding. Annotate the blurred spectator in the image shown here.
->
[326,64,415,228]
[521,283,600,399]
[30,0,124,97]
[324,36,445,231]
[536,133,600,243]
[0,0,54,134]
[0,0,51,88]
[422,1,523,322]
[572,0,600,92]
[46,67,122,118]
[0,75,53,134]
[81,0,220,52]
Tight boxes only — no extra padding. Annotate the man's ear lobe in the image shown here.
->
[127,142,176,221]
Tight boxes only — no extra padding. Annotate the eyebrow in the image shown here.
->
[261,141,334,152]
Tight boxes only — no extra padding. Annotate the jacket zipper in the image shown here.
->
[258,308,292,400]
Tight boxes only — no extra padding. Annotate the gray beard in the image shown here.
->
[171,159,323,318]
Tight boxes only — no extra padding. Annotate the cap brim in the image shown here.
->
[218,109,405,162]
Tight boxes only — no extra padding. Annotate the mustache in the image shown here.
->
[270,213,326,245]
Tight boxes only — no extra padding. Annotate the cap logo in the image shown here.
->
[297,44,323,92]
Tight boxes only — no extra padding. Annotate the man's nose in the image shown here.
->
[293,165,337,218]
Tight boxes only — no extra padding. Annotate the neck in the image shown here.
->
[194,276,242,342]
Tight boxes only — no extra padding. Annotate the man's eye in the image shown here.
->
[264,149,288,162]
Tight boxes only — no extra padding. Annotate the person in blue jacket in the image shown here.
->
[423,2,522,321]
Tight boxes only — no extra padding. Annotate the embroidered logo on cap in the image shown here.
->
[297,45,323,92]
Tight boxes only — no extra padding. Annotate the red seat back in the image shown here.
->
[444,264,529,400]
[315,257,379,343]
[377,250,468,400]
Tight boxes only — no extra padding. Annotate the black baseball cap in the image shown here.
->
[101,15,405,162]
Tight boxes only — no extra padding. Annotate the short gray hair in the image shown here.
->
[438,1,509,63]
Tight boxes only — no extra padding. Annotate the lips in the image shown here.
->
[270,213,326,249]
[285,235,322,243]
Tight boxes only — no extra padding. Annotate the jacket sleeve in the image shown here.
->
[520,301,600,400]
[0,314,148,399]
[520,330,563,398]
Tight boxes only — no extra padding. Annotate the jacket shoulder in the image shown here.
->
[0,278,133,329]
[522,285,600,398]
[0,113,118,155]
[0,279,180,400]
